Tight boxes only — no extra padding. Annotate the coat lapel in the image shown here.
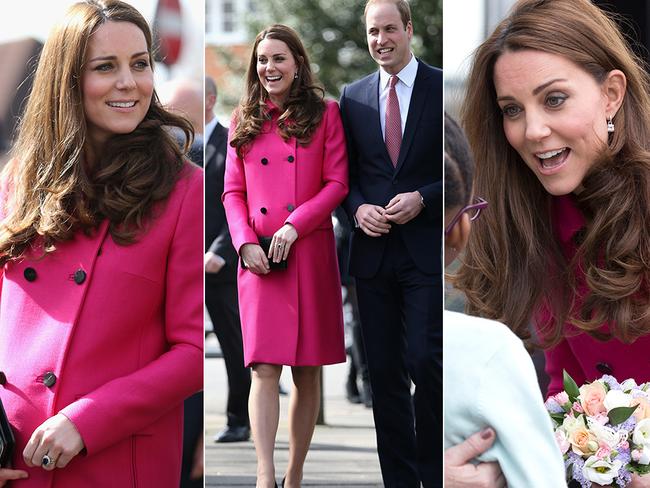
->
[364,73,394,168]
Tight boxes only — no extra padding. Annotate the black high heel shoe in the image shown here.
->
[281,478,286,487]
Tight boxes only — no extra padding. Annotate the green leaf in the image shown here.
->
[550,413,565,425]
[608,405,638,425]
[627,462,650,476]
[563,370,580,403]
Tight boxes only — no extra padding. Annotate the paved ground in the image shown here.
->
[204,347,383,487]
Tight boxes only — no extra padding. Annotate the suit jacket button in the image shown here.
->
[24,267,37,282]
[260,207,267,215]
[261,158,268,165]
[287,155,294,163]
[43,372,57,387]
[596,362,613,375]
[0,371,6,385]
[287,204,295,212]
[74,269,87,285]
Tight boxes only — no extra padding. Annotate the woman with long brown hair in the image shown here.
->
[455,0,649,482]
[0,1,202,486]
[223,24,348,488]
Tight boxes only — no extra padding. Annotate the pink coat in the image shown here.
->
[539,195,650,396]
[0,164,203,487]
[223,100,348,366]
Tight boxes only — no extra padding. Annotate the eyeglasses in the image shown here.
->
[445,197,488,235]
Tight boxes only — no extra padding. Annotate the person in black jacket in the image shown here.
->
[204,76,251,443]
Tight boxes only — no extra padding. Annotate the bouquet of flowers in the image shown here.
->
[545,371,650,487]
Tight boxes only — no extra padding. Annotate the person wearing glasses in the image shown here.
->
[454,1,650,483]
[443,114,565,488]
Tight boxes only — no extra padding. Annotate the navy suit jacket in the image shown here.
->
[340,60,442,278]
[205,122,238,284]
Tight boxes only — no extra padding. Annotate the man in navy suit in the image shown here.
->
[205,77,251,444]
[340,1,442,486]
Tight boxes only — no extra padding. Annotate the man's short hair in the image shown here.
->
[206,76,217,98]
[364,0,412,29]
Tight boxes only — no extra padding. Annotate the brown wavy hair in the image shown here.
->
[454,0,650,347]
[0,0,193,266]
[230,24,325,158]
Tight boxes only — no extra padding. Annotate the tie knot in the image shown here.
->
[389,75,399,89]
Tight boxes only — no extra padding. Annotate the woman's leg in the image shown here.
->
[250,363,282,488]
[284,366,321,487]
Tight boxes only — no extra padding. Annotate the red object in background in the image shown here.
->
[153,0,183,66]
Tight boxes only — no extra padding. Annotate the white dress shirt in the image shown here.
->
[205,115,219,142]
[379,54,418,140]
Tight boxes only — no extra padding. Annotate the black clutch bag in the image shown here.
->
[0,397,15,468]
[241,236,288,270]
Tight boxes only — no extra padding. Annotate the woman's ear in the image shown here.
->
[603,69,626,117]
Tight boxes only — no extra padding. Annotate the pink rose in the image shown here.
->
[632,449,642,462]
[619,441,629,450]
[555,429,570,454]
[573,402,584,413]
[596,444,612,460]
[632,397,650,421]
[593,413,609,425]
[555,391,569,405]
[580,382,608,417]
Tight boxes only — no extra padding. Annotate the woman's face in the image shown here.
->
[82,21,153,149]
[256,38,298,108]
[493,49,611,195]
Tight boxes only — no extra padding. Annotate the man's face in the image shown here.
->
[365,1,413,74]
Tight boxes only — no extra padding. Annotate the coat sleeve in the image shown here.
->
[285,101,349,238]
[339,87,365,224]
[222,117,259,254]
[477,334,567,487]
[59,167,204,455]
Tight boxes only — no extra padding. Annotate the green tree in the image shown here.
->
[247,0,441,98]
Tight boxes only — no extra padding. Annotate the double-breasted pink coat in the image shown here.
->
[223,99,348,367]
[0,164,203,487]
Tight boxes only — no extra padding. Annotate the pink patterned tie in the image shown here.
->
[385,75,402,167]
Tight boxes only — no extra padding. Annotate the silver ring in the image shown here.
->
[42,454,53,467]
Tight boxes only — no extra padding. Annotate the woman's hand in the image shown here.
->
[23,413,84,470]
[268,224,298,263]
[445,428,506,488]
[240,243,270,274]
[0,467,28,485]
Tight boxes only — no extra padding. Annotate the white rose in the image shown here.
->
[633,418,650,449]
[563,414,586,435]
[621,379,639,392]
[604,389,632,411]
[582,455,623,485]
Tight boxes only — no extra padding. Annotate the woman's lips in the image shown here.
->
[536,147,570,174]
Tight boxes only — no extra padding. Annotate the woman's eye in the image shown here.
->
[501,105,521,118]
[133,60,149,70]
[258,58,267,64]
[546,94,567,108]
[94,63,113,72]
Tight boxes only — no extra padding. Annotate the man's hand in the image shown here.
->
[355,204,391,237]
[204,251,226,274]
[445,428,506,488]
[384,191,424,224]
